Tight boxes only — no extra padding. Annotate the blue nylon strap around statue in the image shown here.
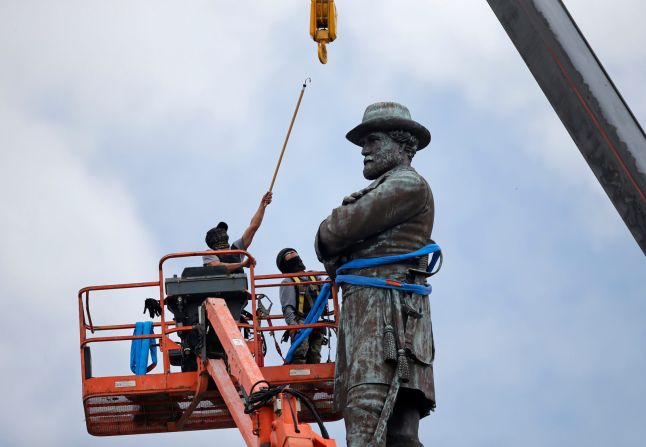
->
[284,244,441,364]
[130,321,158,375]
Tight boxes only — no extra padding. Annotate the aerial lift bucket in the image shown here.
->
[78,250,341,444]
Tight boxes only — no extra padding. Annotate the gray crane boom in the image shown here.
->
[487,0,646,255]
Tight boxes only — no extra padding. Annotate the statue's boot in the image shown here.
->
[386,395,423,447]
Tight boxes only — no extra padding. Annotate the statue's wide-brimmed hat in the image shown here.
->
[346,102,431,150]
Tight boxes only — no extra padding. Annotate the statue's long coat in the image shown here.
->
[315,165,436,414]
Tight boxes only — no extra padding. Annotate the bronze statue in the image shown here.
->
[315,102,435,446]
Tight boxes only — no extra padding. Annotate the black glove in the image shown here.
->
[281,330,295,343]
[143,298,162,319]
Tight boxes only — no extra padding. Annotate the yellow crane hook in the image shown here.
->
[310,0,337,64]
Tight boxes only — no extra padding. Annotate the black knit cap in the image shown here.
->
[276,247,297,272]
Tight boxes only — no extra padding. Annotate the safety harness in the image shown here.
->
[291,275,321,317]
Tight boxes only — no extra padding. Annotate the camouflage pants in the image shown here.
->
[291,317,325,364]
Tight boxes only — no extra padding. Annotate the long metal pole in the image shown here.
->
[269,78,311,192]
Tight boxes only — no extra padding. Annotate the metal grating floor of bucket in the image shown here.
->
[85,381,341,436]
[85,390,234,436]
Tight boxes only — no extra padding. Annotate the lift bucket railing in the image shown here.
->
[77,249,342,437]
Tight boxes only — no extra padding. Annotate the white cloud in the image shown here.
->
[0,0,307,159]
[0,102,160,444]
[342,0,646,184]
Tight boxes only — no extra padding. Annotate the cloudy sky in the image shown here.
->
[1,1,644,446]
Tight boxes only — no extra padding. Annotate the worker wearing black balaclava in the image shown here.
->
[277,247,306,273]
[202,191,272,273]
[276,248,325,364]
[204,221,244,272]
[205,222,230,250]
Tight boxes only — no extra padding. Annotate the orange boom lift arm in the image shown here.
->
[205,298,335,447]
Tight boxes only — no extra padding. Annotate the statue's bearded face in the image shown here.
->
[360,131,407,180]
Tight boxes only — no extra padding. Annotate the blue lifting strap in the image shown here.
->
[284,243,442,364]
[130,321,158,375]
